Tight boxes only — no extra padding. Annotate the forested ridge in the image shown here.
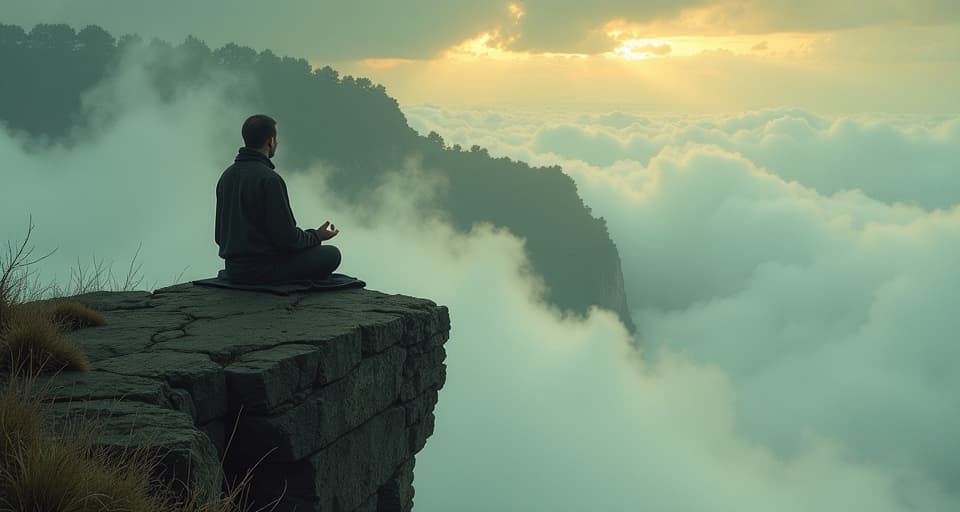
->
[0,22,635,332]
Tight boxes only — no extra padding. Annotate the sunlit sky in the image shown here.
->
[5,0,959,112]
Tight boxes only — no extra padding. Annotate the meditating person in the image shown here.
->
[215,114,341,284]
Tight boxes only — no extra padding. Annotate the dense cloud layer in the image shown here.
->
[404,104,960,508]
[2,49,959,511]
[406,106,960,208]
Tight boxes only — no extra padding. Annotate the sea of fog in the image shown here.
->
[2,49,959,511]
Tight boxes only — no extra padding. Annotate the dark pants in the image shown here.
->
[226,245,342,284]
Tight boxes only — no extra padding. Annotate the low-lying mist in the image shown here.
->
[406,105,960,510]
[2,45,957,511]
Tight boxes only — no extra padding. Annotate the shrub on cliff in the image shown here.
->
[0,371,276,512]
[0,217,276,511]
[0,219,95,376]
[0,372,168,511]
[0,304,92,375]
[0,371,43,475]
[44,299,107,331]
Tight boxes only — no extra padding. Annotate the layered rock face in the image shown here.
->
[34,283,450,512]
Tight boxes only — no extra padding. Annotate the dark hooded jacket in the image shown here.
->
[215,147,321,276]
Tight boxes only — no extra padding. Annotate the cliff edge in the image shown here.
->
[33,282,451,512]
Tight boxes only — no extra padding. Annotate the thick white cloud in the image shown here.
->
[406,106,960,208]
[403,104,960,507]
[2,50,957,511]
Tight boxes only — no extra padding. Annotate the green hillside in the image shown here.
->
[0,22,635,333]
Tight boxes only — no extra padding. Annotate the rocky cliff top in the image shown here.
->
[33,282,451,512]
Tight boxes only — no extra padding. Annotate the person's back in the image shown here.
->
[215,114,341,284]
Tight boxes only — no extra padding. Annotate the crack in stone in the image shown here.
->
[55,287,448,512]
[286,294,308,312]
[143,309,259,352]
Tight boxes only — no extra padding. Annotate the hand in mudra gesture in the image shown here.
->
[317,221,339,241]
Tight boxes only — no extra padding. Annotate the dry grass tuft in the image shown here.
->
[0,373,167,512]
[0,375,44,479]
[1,432,169,512]
[1,368,282,512]
[0,217,279,511]
[0,304,91,375]
[43,299,107,331]
[0,370,281,512]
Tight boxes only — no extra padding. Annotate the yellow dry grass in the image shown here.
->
[0,373,43,477]
[0,372,166,512]
[1,432,168,512]
[0,371,280,512]
[0,218,278,511]
[0,304,91,375]
[44,299,107,331]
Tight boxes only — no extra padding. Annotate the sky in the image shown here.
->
[3,2,960,511]
[3,0,960,113]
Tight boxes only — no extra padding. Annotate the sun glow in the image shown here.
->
[445,30,519,60]
[359,58,416,69]
[508,3,525,21]
[601,18,820,60]
[610,38,672,60]
[445,30,589,62]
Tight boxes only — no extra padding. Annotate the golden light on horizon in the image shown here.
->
[341,15,835,109]
[443,29,589,62]
[445,30,519,60]
[609,38,672,60]
[359,58,416,69]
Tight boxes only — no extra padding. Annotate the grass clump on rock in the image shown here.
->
[0,373,168,512]
[43,298,107,331]
[0,303,92,375]
[0,371,277,512]
[0,217,276,511]
[0,218,99,376]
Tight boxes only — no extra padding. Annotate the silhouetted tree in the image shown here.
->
[213,42,257,67]
[77,25,115,52]
[0,24,27,48]
[427,131,445,148]
[27,23,75,50]
[313,65,339,82]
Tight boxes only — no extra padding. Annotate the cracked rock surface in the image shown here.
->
[34,282,450,512]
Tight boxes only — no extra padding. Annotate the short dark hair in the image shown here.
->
[241,114,277,148]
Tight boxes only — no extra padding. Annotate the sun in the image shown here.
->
[610,38,672,60]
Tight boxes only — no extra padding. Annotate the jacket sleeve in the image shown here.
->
[262,175,321,251]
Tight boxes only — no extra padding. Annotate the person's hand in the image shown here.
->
[317,221,339,241]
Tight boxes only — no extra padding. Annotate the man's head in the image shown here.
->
[242,114,279,158]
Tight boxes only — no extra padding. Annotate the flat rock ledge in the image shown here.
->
[32,282,450,512]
